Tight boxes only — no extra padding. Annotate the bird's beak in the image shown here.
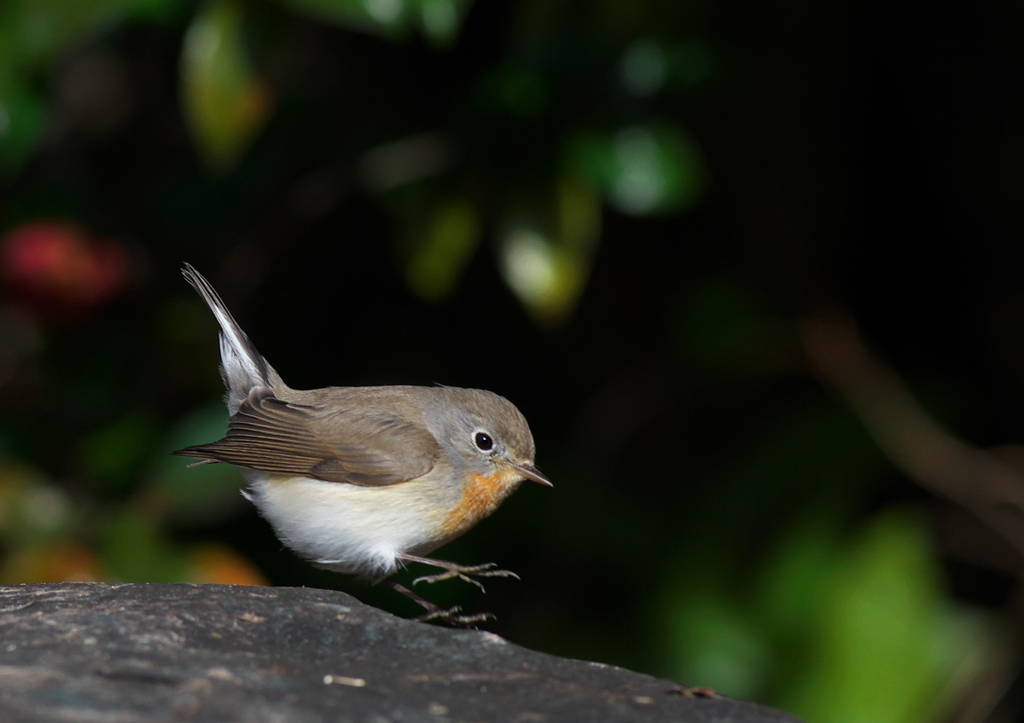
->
[511,462,553,487]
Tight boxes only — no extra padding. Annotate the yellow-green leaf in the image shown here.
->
[500,176,601,326]
[181,0,272,170]
[405,199,480,302]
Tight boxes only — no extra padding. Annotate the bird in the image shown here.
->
[172,264,550,623]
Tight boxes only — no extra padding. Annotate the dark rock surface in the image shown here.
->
[0,583,801,722]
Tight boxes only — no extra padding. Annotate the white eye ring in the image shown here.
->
[473,431,495,452]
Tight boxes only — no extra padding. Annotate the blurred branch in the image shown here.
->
[800,312,1024,563]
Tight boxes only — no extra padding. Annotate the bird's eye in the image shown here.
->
[474,431,495,452]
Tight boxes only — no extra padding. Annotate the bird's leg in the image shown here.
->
[397,554,520,592]
[381,578,494,626]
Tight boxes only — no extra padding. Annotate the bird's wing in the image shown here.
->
[173,387,441,486]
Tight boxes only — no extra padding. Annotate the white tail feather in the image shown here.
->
[182,263,278,414]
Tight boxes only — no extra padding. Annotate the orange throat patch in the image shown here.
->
[440,468,522,539]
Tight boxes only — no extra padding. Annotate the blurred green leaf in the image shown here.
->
[662,504,998,718]
[148,404,247,523]
[784,510,990,723]
[78,413,160,495]
[758,516,842,643]
[411,0,471,48]
[0,0,172,174]
[0,0,170,68]
[574,123,703,216]
[667,591,771,699]
[499,176,601,326]
[275,0,410,39]
[620,40,668,97]
[181,0,273,170]
[404,198,480,301]
[0,463,75,544]
[621,37,716,95]
[0,79,46,175]
[102,508,187,582]
[274,0,471,44]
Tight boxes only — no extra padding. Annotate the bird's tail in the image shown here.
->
[182,263,279,414]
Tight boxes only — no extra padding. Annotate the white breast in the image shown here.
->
[242,471,449,579]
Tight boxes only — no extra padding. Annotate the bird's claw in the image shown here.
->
[412,562,520,592]
[414,605,496,627]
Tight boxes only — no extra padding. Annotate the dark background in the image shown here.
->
[2,1,1023,720]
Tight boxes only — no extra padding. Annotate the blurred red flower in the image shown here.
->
[1,222,131,319]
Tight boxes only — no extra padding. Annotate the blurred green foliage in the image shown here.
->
[0,1,1019,721]
[0,0,173,172]
[181,0,273,169]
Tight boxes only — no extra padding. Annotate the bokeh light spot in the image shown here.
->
[621,40,667,97]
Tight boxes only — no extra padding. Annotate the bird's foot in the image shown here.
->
[383,578,495,627]
[413,605,496,627]
[411,561,519,592]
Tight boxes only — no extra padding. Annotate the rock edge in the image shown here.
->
[0,582,801,722]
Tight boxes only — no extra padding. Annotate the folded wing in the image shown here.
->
[173,387,441,486]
